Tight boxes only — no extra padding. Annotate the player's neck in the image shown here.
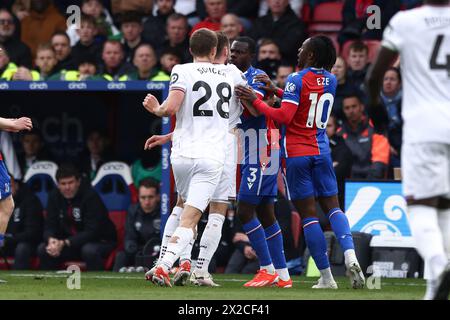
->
[194,56,212,63]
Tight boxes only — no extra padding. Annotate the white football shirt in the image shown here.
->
[382,5,450,144]
[169,62,234,164]
[216,63,247,130]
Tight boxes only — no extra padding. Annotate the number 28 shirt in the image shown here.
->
[169,62,234,164]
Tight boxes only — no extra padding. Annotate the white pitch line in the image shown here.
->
[5,273,426,287]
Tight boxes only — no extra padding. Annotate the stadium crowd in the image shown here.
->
[0,0,419,272]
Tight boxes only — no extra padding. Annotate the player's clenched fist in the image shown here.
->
[142,94,160,114]
[12,117,33,132]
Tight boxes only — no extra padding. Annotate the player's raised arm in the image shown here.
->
[365,18,400,133]
[142,91,184,117]
[0,117,33,132]
[235,85,297,124]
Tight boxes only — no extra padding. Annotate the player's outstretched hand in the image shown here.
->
[144,135,171,150]
[142,94,160,114]
[235,85,257,103]
[11,117,33,132]
[254,74,278,95]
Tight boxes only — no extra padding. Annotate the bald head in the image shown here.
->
[221,13,242,42]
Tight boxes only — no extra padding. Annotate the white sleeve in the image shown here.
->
[169,65,188,93]
[0,132,22,180]
[382,12,405,52]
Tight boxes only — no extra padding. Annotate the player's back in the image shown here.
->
[382,5,450,144]
[170,62,233,164]
[217,63,247,130]
[282,67,337,158]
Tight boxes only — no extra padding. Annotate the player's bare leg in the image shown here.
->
[292,197,337,289]
[190,201,228,287]
[412,196,450,300]
[318,195,365,289]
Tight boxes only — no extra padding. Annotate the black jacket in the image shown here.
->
[142,8,176,50]
[71,41,103,66]
[124,203,161,255]
[1,36,32,68]
[247,6,307,65]
[5,184,43,246]
[54,54,77,73]
[44,183,117,248]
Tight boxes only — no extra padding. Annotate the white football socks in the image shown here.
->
[320,267,334,282]
[408,205,447,280]
[160,227,194,271]
[344,249,357,267]
[276,268,290,281]
[438,208,450,260]
[195,213,225,272]
[158,206,182,261]
[260,264,276,274]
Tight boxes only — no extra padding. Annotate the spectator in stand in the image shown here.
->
[331,56,357,123]
[142,0,176,50]
[275,64,294,89]
[220,13,242,43]
[159,47,181,75]
[158,13,191,63]
[119,43,170,81]
[380,67,402,172]
[12,43,59,80]
[110,0,153,16]
[38,163,117,271]
[338,93,390,179]
[17,128,53,176]
[346,41,370,93]
[70,14,103,66]
[256,38,281,80]
[190,0,227,35]
[326,114,353,208]
[96,40,130,81]
[0,8,32,68]
[196,0,260,23]
[12,0,31,21]
[31,43,58,80]
[224,219,259,274]
[113,178,161,272]
[132,145,162,187]
[258,0,303,18]
[20,0,66,59]
[48,54,98,81]
[51,32,76,73]
[338,0,401,46]
[66,0,120,46]
[248,0,307,66]
[79,130,113,181]
[119,11,146,64]
[2,180,43,270]
[0,45,20,80]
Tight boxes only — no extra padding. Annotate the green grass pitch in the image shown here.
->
[0,271,427,300]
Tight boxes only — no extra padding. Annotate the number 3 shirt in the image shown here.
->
[281,67,337,158]
[381,5,450,145]
[169,62,234,164]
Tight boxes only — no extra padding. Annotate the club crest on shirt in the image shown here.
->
[170,73,179,85]
[285,82,296,93]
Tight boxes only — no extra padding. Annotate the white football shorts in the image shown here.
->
[402,143,450,200]
[171,155,223,212]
